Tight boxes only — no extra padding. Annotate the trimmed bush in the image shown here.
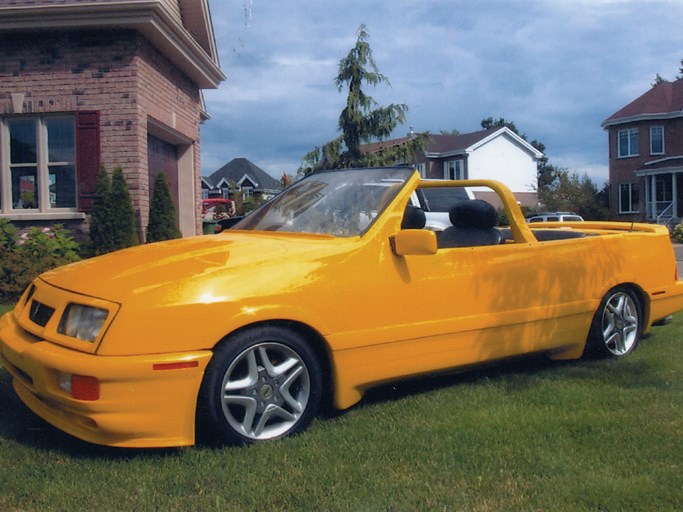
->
[89,165,113,255]
[147,172,181,243]
[89,166,139,255]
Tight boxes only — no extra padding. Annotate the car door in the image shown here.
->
[373,238,599,373]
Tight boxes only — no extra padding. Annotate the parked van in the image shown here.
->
[526,212,584,223]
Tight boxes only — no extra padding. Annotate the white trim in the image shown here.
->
[602,110,683,128]
[649,125,665,155]
[643,156,683,166]
[617,127,639,158]
[424,127,543,160]
[214,177,231,189]
[0,1,225,88]
[1,212,85,221]
[618,182,639,214]
[238,174,258,187]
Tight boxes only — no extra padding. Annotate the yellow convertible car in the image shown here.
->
[2,167,683,447]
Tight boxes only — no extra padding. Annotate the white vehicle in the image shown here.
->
[410,182,475,231]
[526,212,584,223]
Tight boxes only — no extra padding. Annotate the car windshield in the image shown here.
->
[234,167,415,237]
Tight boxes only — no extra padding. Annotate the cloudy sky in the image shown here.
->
[201,0,683,184]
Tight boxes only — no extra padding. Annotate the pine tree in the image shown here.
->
[146,172,181,242]
[299,25,427,173]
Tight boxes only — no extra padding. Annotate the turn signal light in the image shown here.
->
[59,373,100,401]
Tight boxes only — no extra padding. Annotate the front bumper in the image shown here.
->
[0,311,212,448]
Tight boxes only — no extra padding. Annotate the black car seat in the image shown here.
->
[401,205,427,230]
[438,200,503,248]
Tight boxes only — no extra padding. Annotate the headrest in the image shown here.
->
[402,205,426,229]
[449,200,498,229]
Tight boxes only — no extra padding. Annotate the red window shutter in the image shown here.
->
[76,111,101,212]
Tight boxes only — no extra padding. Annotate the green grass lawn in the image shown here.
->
[0,307,682,511]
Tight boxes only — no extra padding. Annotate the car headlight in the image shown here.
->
[58,304,108,342]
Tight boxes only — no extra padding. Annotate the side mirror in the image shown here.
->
[391,230,437,256]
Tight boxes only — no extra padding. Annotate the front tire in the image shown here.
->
[586,287,642,358]
[198,326,322,444]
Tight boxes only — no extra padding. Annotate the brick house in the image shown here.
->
[365,127,543,207]
[602,78,683,224]
[0,0,225,240]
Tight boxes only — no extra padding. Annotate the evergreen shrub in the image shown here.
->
[147,172,181,243]
[89,166,139,255]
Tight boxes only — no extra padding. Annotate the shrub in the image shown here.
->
[146,172,181,243]
[89,165,113,255]
[109,167,139,249]
[0,219,80,303]
[672,222,683,243]
[89,166,139,255]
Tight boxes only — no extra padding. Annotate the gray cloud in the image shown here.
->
[202,0,683,183]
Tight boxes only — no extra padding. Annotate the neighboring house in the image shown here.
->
[602,78,683,224]
[365,127,543,207]
[0,0,225,240]
[203,158,280,203]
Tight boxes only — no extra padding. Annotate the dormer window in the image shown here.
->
[618,128,638,158]
[650,126,664,155]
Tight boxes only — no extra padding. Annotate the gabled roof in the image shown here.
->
[0,0,225,88]
[206,158,280,191]
[426,127,543,158]
[602,78,683,127]
[364,127,543,159]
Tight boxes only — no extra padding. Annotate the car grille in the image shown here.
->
[29,300,55,327]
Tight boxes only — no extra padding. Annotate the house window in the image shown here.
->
[617,128,638,157]
[650,126,664,155]
[415,163,426,177]
[444,160,463,180]
[1,115,76,212]
[618,183,639,214]
[242,186,254,200]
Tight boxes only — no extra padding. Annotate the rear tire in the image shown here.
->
[586,287,642,358]
[197,326,322,444]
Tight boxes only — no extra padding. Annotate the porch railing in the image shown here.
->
[656,201,674,227]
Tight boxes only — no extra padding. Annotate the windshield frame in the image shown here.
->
[232,167,416,237]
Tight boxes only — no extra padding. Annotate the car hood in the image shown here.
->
[40,231,341,304]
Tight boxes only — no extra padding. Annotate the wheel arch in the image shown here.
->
[607,282,650,329]
[212,319,335,410]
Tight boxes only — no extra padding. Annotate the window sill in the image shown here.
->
[0,212,86,221]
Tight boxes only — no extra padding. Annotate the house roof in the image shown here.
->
[206,158,280,191]
[363,127,543,159]
[602,78,683,127]
[635,156,683,175]
[0,0,225,88]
